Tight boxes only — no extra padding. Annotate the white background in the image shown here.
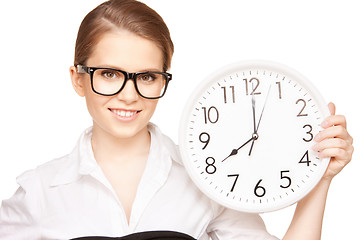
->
[0,0,358,238]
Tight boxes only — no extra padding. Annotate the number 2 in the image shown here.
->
[296,99,308,117]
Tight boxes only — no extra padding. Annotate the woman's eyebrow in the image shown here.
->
[92,64,162,72]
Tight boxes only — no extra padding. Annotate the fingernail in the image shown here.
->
[321,120,329,128]
[312,143,321,151]
[314,133,321,142]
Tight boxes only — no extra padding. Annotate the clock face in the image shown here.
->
[179,61,330,213]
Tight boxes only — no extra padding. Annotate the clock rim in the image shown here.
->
[178,59,331,213]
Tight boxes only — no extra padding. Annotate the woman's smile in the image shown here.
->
[109,108,141,122]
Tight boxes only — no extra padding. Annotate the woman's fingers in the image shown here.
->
[321,114,347,129]
[314,125,352,144]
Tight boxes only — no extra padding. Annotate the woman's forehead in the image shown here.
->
[87,31,163,72]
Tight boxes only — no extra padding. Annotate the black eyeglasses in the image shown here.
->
[77,65,172,99]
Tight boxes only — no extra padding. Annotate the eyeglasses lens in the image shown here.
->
[92,69,167,98]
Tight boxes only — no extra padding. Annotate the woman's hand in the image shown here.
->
[284,102,353,240]
[312,102,354,181]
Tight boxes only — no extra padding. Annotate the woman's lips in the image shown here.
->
[109,108,141,121]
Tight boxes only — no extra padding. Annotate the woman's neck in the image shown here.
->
[90,123,151,166]
[90,123,151,221]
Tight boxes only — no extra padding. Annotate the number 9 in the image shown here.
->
[199,132,210,150]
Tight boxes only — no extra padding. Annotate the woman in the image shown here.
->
[0,0,354,239]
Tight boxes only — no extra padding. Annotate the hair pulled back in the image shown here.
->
[74,0,174,71]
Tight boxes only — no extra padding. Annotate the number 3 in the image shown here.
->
[303,124,313,142]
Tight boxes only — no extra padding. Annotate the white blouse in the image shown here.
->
[0,123,278,240]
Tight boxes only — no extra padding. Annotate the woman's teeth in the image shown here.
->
[111,109,138,117]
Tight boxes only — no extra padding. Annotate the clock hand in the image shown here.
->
[246,84,259,156]
[256,84,272,132]
[248,137,256,156]
[248,91,259,156]
[222,136,254,162]
[248,85,272,156]
[252,93,257,134]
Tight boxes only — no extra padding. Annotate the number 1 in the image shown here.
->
[276,81,282,99]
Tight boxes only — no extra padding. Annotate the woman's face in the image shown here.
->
[71,31,163,140]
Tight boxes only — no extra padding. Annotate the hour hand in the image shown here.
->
[222,137,254,162]
[222,149,239,162]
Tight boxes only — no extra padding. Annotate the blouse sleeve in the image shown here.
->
[0,170,41,240]
[206,206,279,240]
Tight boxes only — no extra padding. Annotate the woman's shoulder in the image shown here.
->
[16,127,92,189]
[15,153,72,190]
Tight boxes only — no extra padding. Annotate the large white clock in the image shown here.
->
[179,60,330,213]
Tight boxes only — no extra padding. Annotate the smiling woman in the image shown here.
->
[0,0,356,240]
[70,31,165,140]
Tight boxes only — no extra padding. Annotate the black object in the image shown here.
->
[71,230,196,240]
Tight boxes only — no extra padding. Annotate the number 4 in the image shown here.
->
[299,150,311,166]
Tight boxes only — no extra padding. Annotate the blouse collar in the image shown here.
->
[49,123,178,188]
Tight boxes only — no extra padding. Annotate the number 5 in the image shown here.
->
[280,170,292,188]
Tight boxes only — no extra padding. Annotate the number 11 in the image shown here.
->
[221,86,235,103]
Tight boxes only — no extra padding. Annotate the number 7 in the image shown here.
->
[227,174,239,192]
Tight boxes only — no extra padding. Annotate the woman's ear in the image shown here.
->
[70,66,85,97]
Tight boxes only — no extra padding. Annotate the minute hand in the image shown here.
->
[248,85,272,156]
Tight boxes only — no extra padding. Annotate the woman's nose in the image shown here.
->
[116,79,139,102]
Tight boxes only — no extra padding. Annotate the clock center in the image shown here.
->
[252,133,259,140]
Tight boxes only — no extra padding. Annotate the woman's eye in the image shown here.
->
[102,70,118,79]
[139,74,155,82]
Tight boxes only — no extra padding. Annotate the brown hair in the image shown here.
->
[74,0,174,71]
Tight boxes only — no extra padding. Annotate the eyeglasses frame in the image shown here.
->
[77,65,172,99]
